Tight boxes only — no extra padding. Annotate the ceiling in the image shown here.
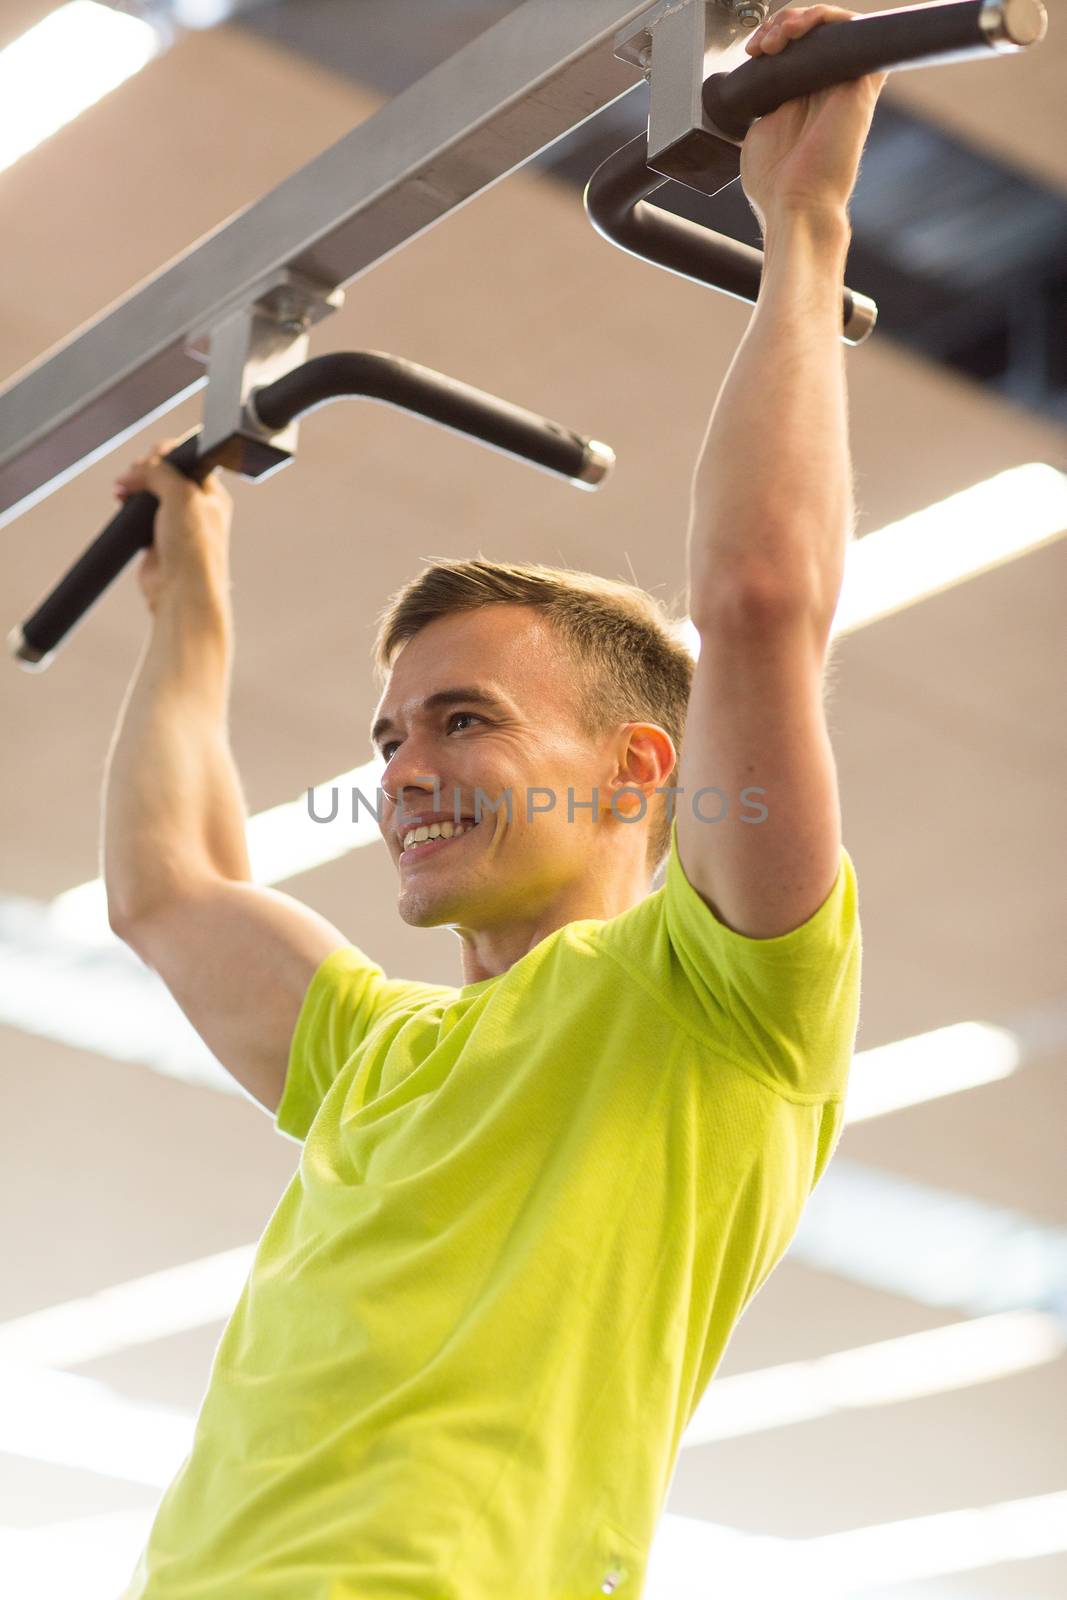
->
[1,2,1065,1595]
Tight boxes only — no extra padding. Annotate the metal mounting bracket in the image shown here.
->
[184,269,345,480]
[615,0,775,198]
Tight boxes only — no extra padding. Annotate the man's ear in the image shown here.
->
[619,723,675,790]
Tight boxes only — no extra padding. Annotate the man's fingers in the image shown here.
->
[113,437,231,505]
[114,455,191,498]
[747,4,857,55]
[745,5,886,96]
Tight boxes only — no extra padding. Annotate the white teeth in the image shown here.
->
[402,819,476,850]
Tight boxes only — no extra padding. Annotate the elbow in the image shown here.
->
[107,900,136,940]
[690,559,819,637]
[107,890,156,942]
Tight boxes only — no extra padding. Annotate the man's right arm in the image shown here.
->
[102,440,350,1115]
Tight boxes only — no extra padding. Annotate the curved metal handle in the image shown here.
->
[10,354,614,671]
[703,0,1048,142]
[584,132,878,344]
[584,0,1048,335]
[247,352,613,488]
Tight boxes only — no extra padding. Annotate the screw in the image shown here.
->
[270,290,312,331]
[736,2,768,24]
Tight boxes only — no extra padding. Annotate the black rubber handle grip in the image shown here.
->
[250,351,605,485]
[10,354,614,671]
[584,132,878,341]
[703,0,1048,141]
[9,433,214,669]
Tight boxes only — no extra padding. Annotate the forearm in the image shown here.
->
[687,206,854,629]
[102,568,253,925]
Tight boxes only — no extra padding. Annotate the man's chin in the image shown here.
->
[395,885,475,929]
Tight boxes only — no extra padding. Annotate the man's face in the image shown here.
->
[371,605,619,930]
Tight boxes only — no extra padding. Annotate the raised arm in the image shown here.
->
[102,441,350,1112]
[678,4,885,939]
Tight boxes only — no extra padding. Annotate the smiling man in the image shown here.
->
[369,593,684,981]
[105,8,879,1597]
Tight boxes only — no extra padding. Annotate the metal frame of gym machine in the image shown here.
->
[0,0,1047,670]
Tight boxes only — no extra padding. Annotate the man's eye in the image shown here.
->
[380,711,481,762]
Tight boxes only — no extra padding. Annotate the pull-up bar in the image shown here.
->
[2,0,1048,672]
[9,355,614,670]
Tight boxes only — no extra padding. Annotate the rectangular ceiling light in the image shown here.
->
[0,1508,158,1600]
[793,1488,1067,1596]
[647,1490,1067,1599]
[0,891,236,1092]
[790,1155,1067,1316]
[843,1020,1020,1122]
[683,1308,1064,1445]
[0,1361,191,1487]
[0,1245,254,1367]
[170,0,235,25]
[44,759,388,946]
[0,2,163,174]
[830,461,1067,636]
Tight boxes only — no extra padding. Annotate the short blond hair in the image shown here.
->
[372,557,694,877]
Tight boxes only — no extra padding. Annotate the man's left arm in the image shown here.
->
[677,3,886,940]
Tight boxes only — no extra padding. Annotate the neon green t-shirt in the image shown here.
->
[122,816,861,1599]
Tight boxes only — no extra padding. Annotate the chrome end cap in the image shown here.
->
[573,438,616,489]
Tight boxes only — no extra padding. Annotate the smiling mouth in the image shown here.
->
[399,819,481,862]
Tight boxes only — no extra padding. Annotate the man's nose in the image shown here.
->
[381,742,446,809]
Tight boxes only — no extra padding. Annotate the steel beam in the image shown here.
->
[0,0,649,528]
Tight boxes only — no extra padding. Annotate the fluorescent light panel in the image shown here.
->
[45,758,388,946]
[0,892,239,1093]
[843,1020,1020,1122]
[831,462,1067,635]
[0,2,162,173]
[171,0,235,26]
[791,1156,1067,1316]
[0,1509,158,1600]
[795,1488,1067,1595]
[646,1490,1067,1599]
[0,1362,191,1486]
[684,1309,1064,1445]
[0,1245,254,1368]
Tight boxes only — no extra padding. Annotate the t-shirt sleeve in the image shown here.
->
[275,944,447,1142]
[660,815,862,1103]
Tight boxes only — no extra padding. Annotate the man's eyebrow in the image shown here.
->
[369,688,510,750]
